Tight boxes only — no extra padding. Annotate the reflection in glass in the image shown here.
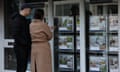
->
[4,0,19,39]
[5,48,31,70]
[88,1,118,72]
[5,48,16,70]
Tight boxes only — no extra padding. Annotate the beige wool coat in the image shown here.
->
[30,20,52,72]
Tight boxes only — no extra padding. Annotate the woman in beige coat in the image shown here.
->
[30,9,52,72]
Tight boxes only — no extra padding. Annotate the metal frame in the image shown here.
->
[79,0,86,72]
[48,0,54,72]
[104,5,109,72]
[53,0,85,72]
[118,0,120,71]
[0,0,4,72]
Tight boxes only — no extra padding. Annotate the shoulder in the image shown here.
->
[42,23,50,29]
[30,22,36,27]
[42,23,49,27]
[30,22,41,28]
[13,15,25,22]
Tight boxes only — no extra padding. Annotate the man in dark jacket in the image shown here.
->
[12,3,32,72]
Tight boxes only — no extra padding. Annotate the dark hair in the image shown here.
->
[20,3,32,10]
[33,9,44,20]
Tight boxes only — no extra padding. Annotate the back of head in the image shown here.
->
[20,3,32,16]
[33,9,44,20]
[20,3,32,10]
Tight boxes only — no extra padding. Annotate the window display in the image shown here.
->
[55,16,80,72]
[89,56,106,72]
[90,16,119,31]
[109,35,118,51]
[109,56,118,72]
[109,16,118,31]
[59,36,73,49]
[89,15,119,72]
[90,16,106,31]
[90,35,106,51]
[88,1,119,72]
[59,54,74,69]
[58,17,73,31]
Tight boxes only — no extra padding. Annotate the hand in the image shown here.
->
[50,26,56,30]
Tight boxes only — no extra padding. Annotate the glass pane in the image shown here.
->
[108,5,118,14]
[55,3,80,72]
[4,0,19,39]
[56,5,63,16]
[4,48,31,70]
[55,4,79,16]
[87,0,118,72]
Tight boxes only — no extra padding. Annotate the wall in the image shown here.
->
[0,0,4,72]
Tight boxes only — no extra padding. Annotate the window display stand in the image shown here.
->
[54,15,80,72]
[88,4,119,72]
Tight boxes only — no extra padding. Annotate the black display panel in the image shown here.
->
[90,0,113,3]
[4,0,19,39]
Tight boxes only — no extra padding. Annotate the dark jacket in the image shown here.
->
[12,13,31,46]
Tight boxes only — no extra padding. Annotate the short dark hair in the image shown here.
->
[20,3,32,10]
[33,9,44,20]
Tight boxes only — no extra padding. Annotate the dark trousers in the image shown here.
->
[14,44,31,72]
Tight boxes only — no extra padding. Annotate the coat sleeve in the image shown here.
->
[43,24,52,40]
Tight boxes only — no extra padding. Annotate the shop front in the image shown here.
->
[0,0,120,72]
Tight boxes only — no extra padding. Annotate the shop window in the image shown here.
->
[55,4,79,16]
[97,5,103,15]
[4,0,19,39]
[108,5,118,14]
